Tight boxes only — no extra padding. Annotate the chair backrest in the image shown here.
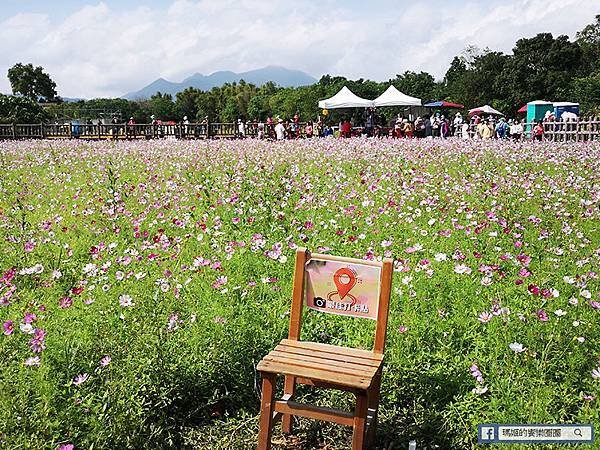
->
[288,247,393,355]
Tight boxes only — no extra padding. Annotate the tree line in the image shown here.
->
[1,15,599,125]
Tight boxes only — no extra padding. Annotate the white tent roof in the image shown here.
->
[527,100,552,105]
[469,104,504,116]
[318,86,373,109]
[553,101,579,107]
[372,85,421,107]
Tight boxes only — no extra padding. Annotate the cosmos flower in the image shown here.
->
[3,320,14,335]
[119,295,134,307]
[509,342,526,353]
[73,373,90,386]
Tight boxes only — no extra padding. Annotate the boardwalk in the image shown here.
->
[1,119,599,141]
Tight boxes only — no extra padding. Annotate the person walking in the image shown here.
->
[275,119,286,141]
[533,121,544,141]
[424,115,432,138]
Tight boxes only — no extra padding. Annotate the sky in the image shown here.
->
[0,0,598,98]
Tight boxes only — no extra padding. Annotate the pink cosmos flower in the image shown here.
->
[73,373,89,386]
[211,276,227,289]
[23,312,37,324]
[398,325,407,333]
[100,355,111,367]
[3,320,13,335]
[536,309,549,322]
[478,312,492,323]
[59,296,73,309]
[265,243,283,260]
[589,301,600,310]
[29,337,46,353]
[470,364,484,383]
[519,268,531,277]
[516,253,531,266]
[57,444,74,450]
[24,241,35,252]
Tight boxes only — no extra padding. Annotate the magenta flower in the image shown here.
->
[536,309,549,322]
[33,328,46,341]
[24,241,35,252]
[590,301,600,310]
[59,296,73,309]
[3,320,14,335]
[57,444,74,450]
[100,355,111,367]
[23,312,37,324]
[528,284,540,296]
[398,325,408,333]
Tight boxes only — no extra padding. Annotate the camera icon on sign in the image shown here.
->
[313,297,326,308]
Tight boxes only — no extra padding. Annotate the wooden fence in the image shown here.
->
[0,118,599,141]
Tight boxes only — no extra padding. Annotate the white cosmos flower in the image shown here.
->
[454,264,472,274]
[509,342,526,353]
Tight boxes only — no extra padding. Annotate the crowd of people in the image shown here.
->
[68,107,580,141]
[232,111,529,141]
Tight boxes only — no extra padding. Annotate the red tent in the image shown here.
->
[517,104,527,113]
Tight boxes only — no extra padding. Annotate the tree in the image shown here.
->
[499,33,583,111]
[7,63,58,101]
[147,92,176,120]
[391,71,437,102]
[175,88,201,120]
[571,73,600,114]
[576,14,600,73]
[0,94,48,123]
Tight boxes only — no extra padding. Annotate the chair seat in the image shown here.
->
[257,339,383,390]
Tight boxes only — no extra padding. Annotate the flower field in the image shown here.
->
[0,138,598,449]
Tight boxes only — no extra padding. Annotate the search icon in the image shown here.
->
[574,428,583,437]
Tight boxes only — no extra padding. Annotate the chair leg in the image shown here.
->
[352,392,368,450]
[281,375,296,434]
[257,373,277,450]
[366,369,382,447]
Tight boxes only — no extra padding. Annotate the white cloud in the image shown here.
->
[0,0,596,98]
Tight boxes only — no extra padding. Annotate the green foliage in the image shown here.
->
[571,72,600,114]
[7,63,58,101]
[0,94,49,124]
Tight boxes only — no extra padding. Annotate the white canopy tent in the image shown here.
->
[372,85,421,107]
[318,86,374,109]
[469,104,504,116]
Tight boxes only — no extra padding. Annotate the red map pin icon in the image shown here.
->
[333,267,357,300]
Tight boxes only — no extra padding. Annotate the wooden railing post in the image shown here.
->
[11,123,16,139]
[40,123,45,139]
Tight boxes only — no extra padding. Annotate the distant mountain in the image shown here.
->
[123,66,317,100]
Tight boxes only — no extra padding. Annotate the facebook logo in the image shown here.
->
[479,425,498,443]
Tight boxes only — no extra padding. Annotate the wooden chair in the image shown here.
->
[256,248,393,450]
